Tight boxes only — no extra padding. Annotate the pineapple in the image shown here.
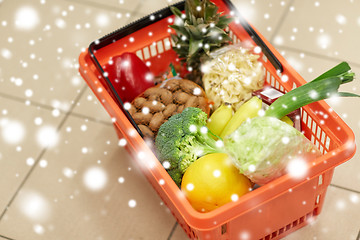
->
[170,0,233,87]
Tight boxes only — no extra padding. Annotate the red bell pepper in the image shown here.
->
[105,52,154,103]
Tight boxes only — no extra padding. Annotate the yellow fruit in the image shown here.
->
[207,104,233,137]
[220,96,262,138]
[280,115,294,126]
[181,153,252,212]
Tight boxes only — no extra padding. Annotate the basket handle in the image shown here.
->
[87,0,284,137]
[223,0,283,73]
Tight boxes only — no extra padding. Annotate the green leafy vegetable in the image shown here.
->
[224,62,358,185]
[155,107,223,186]
[265,62,358,119]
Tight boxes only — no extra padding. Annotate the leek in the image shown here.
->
[265,62,358,119]
[224,62,358,185]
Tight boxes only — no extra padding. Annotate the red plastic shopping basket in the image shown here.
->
[78,0,356,239]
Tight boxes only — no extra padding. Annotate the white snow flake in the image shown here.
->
[17,190,51,221]
[286,158,308,179]
[33,224,45,235]
[1,119,25,144]
[213,169,221,178]
[63,167,75,178]
[186,183,194,191]
[80,124,87,131]
[273,35,284,45]
[81,147,88,154]
[118,138,127,146]
[231,194,239,202]
[71,76,81,86]
[128,199,136,208]
[118,177,125,183]
[39,159,48,168]
[317,33,331,49]
[26,157,35,166]
[52,109,60,117]
[55,18,66,29]
[15,6,40,31]
[83,167,108,191]
[95,13,110,27]
[336,14,347,25]
[36,125,59,148]
[1,48,12,59]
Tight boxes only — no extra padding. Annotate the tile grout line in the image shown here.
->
[0,89,114,127]
[0,0,144,224]
[167,222,178,240]
[272,45,360,68]
[70,112,113,126]
[0,85,88,221]
[55,85,88,131]
[0,148,47,221]
[0,92,62,112]
[269,0,295,43]
[0,234,15,240]
[330,184,360,195]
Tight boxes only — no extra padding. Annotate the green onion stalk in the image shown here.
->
[224,62,358,185]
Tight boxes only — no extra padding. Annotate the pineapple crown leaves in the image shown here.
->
[169,0,233,68]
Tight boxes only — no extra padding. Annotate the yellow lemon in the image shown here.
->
[181,153,252,212]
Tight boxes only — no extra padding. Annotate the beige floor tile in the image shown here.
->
[0,116,175,240]
[0,0,131,112]
[283,186,360,240]
[170,224,188,240]
[273,0,360,65]
[72,0,141,13]
[137,0,181,16]
[133,0,291,41]
[0,96,64,215]
[170,186,360,240]
[0,236,13,240]
[230,0,292,40]
[72,88,112,124]
[277,48,360,192]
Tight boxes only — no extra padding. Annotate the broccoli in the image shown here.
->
[155,107,223,185]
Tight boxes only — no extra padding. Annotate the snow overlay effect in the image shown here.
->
[0,0,359,239]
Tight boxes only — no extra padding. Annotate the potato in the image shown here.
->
[138,125,154,138]
[132,112,153,125]
[149,112,165,132]
[180,79,205,97]
[174,91,190,105]
[163,104,177,118]
[127,105,136,116]
[163,79,180,91]
[131,78,210,139]
[159,89,173,105]
[143,87,160,98]
[185,96,198,108]
[177,105,185,113]
[133,97,147,109]
[143,101,165,113]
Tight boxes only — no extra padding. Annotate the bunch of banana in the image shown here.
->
[207,103,233,138]
[207,96,294,140]
[207,97,263,139]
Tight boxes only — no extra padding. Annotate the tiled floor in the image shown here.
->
[0,0,359,240]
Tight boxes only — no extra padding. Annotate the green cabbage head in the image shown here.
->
[224,117,321,185]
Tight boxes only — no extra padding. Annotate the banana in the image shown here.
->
[207,103,233,138]
[280,115,294,126]
[220,96,262,138]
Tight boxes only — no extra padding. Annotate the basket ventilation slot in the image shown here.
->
[258,210,316,240]
[301,108,331,154]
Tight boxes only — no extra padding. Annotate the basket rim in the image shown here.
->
[78,49,356,230]
[78,0,357,231]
